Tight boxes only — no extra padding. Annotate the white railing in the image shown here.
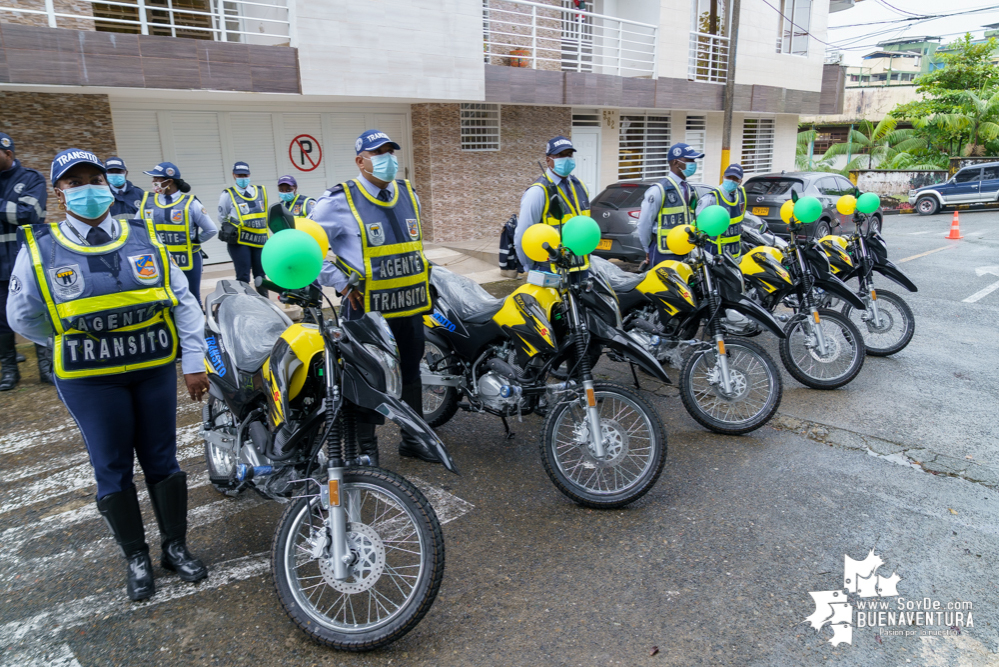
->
[483,0,657,78]
[0,0,290,45]
[688,30,729,83]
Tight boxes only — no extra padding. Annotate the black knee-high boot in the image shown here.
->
[147,471,208,583]
[97,486,155,601]
[397,383,441,463]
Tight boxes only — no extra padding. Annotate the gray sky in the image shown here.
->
[825,0,999,66]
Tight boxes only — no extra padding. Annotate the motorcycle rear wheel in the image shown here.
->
[841,288,914,356]
[540,382,666,509]
[779,309,865,389]
[272,467,445,651]
[421,340,460,428]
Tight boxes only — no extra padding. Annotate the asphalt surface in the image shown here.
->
[0,211,997,666]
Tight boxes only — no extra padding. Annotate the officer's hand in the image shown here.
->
[340,286,363,311]
[185,372,210,402]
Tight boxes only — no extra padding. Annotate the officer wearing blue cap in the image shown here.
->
[218,161,268,295]
[514,135,591,273]
[105,156,145,219]
[0,132,48,391]
[637,142,705,265]
[277,175,315,217]
[138,162,217,306]
[6,148,210,601]
[696,163,746,260]
[312,129,439,466]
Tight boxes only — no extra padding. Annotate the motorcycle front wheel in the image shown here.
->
[679,337,783,435]
[540,382,666,509]
[841,288,914,356]
[779,309,866,389]
[272,467,445,651]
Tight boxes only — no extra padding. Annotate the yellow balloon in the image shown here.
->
[293,217,330,258]
[522,224,561,262]
[780,200,795,224]
[836,195,857,216]
[666,225,696,256]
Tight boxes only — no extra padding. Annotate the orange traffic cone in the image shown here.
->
[946,211,963,239]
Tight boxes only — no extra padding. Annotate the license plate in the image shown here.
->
[752,207,769,216]
[596,239,613,250]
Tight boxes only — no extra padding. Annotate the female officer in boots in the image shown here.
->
[5,149,210,601]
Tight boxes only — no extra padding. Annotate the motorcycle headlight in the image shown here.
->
[362,343,402,399]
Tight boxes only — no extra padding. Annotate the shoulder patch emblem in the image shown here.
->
[365,222,385,246]
[129,254,160,283]
[9,275,21,295]
[133,199,142,209]
[170,209,184,223]
[13,183,24,194]
[49,264,85,300]
[406,218,420,240]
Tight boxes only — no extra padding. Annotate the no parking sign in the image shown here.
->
[289,134,322,172]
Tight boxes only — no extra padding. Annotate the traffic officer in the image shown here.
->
[312,129,439,466]
[513,135,591,273]
[6,148,210,601]
[696,163,746,260]
[0,132,48,391]
[105,156,145,219]
[139,162,218,307]
[637,142,705,265]
[277,175,315,217]
[217,161,268,295]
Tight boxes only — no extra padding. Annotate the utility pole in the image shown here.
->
[720,0,741,182]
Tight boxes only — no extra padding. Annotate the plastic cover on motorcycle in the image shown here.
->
[430,266,503,321]
[590,256,645,291]
[217,294,290,371]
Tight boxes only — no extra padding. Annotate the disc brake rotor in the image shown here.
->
[862,307,894,334]
[805,326,843,363]
[318,522,386,594]
[573,419,629,466]
[706,364,748,400]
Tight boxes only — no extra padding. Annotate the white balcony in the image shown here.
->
[688,30,729,83]
[0,0,290,45]
[483,0,657,78]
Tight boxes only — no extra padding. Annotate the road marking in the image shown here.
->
[907,230,934,235]
[963,266,999,303]
[897,245,956,263]
[0,642,82,667]
[0,420,75,456]
[410,476,475,524]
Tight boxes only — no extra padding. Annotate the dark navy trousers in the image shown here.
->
[183,251,203,309]
[226,243,264,287]
[55,363,181,500]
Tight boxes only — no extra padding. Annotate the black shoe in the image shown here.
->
[355,421,379,467]
[96,486,155,601]
[398,383,441,463]
[16,353,25,363]
[35,344,53,385]
[0,334,19,391]
[147,471,208,583]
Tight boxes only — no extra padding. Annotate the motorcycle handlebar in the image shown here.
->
[254,276,283,293]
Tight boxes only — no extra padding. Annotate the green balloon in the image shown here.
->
[696,205,731,237]
[793,196,823,224]
[261,229,324,289]
[857,192,881,215]
[561,215,601,256]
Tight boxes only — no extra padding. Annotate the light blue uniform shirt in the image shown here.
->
[513,168,573,270]
[151,191,218,244]
[637,171,692,250]
[217,184,262,232]
[312,174,420,293]
[6,212,208,375]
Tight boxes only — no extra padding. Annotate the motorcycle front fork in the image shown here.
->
[859,275,884,327]
[568,294,606,459]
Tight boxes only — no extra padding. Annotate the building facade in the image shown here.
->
[0,0,849,257]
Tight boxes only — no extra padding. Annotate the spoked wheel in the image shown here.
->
[679,337,783,435]
[203,396,239,497]
[841,288,914,356]
[540,382,666,509]
[272,468,445,651]
[421,340,459,427]
[779,309,866,389]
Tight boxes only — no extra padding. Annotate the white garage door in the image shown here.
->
[111,106,411,264]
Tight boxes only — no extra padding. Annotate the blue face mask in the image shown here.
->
[235,177,251,189]
[106,174,126,188]
[368,153,399,182]
[279,191,295,203]
[683,161,697,178]
[721,179,738,194]
[62,184,115,220]
[552,157,576,177]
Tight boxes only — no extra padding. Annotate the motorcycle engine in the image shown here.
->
[477,371,523,413]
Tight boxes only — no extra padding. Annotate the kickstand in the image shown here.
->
[630,362,641,390]
[500,416,516,440]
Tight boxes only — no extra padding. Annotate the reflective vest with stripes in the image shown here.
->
[139,191,198,270]
[528,173,591,272]
[284,194,315,217]
[21,218,178,379]
[225,185,269,248]
[654,176,696,254]
[710,185,747,260]
[337,179,431,319]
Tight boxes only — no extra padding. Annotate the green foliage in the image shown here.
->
[915,34,999,95]
[924,90,999,156]
[819,118,929,170]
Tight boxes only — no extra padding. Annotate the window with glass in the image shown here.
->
[777,0,810,56]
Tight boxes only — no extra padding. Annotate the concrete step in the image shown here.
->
[436,238,499,266]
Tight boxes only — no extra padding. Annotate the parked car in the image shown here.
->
[909,162,999,215]
[743,171,882,238]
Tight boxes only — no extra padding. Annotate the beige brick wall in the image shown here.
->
[0,91,118,212]
[2,0,96,32]
[412,103,571,243]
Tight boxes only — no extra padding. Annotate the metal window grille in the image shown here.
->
[685,115,706,171]
[741,118,775,174]
[618,114,671,181]
[572,110,600,127]
[460,103,501,151]
[776,0,810,55]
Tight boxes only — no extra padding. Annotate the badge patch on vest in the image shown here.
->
[171,209,184,223]
[666,191,678,205]
[365,222,386,246]
[50,265,84,300]
[292,205,301,215]
[129,254,160,283]
[406,219,419,240]
[238,203,250,215]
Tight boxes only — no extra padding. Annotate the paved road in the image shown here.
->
[0,212,997,666]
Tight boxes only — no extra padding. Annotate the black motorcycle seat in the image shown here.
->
[217,294,291,372]
[431,267,504,324]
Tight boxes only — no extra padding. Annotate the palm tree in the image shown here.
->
[820,117,928,170]
[795,129,837,171]
[926,90,999,156]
